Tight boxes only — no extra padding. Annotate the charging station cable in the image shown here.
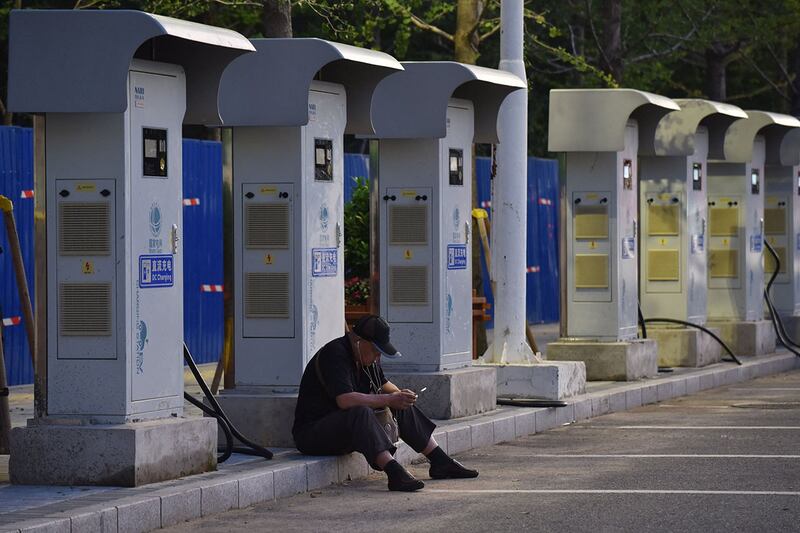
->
[763,240,800,357]
[184,343,274,461]
[637,304,741,365]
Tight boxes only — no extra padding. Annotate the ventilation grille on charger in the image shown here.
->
[389,266,428,305]
[59,283,112,336]
[389,205,427,245]
[245,204,290,249]
[58,202,111,256]
[245,272,290,318]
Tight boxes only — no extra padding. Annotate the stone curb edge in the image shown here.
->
[2,353,798,533]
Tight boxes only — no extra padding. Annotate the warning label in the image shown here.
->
[139,254,174,288]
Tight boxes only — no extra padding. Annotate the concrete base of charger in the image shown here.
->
[384,366,497,419]
[647,325,723,367]
[211,391,297,449]
[474,360,586,400]
[546,338,658,381]
[707,319,776,356]
[9,417,217,486]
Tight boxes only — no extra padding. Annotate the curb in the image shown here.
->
[1,352,798,533]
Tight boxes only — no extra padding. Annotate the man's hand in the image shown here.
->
[387,390,417,410]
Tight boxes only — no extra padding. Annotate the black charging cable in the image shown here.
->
[763,240,800,357]
[183,343,274,462]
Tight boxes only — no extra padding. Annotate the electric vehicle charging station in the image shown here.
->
[637,100,747,367]
[368,62,526,418]
[5,10,253,486]
[211,38,402,447]
[547,89,679,381]
[706,111,800,355]
[763,129,800,337]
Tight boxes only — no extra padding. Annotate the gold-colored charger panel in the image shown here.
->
[648,204,679,236]
[575,254,609,288]
[647,249,680,281]
[764,208,786,235]
[709,207,738,237]
[709,249,738,278]
[764,246,787,274]
[574,206,609,239]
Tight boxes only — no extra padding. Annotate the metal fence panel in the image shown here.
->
[0,126,35,386]
[475,156,560,326]
[182,139,224,365]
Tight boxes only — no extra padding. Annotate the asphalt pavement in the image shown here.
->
[164,369,800,533]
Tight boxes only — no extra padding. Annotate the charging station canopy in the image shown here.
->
[8,9,254,124]
[370,61,526,143]
[217,38,402,133]
[548,88,680,153]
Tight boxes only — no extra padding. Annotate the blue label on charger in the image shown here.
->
[447,244,468,270]
[751,234,763,253]
[139,254,174,288]
[312,248,338,277]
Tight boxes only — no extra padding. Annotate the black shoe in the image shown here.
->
[429,459,479,479]
[384,460,425,492]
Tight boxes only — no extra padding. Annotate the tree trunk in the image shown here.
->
[790,44,800,116]
[454,0,483,64]
[262,0,292,38]
[705,47,727,101]
[601,0,623,83]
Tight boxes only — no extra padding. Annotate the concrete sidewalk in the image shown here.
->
[0,351,798,532]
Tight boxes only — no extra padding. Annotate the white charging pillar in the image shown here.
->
[765,129,800,338]
[637,100,746,367]
[370,62,525,418]
[547,89,679,381]
[212,38,401,447]
[6,9,253,486]
[706,111,800,355]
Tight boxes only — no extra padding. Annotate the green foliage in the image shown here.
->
[343,176,370,280]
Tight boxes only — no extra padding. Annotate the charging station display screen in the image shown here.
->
[449,149,464,186]
[314,138,333,181]
[693,163,702,191]
[623,160,633,190]
[751,169,760,194]
[142,128,167,177]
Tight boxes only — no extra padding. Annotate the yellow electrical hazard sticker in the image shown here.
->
[402,190,417,198]
[264,254,273,265]
[660,238,667,246]
[404,249,413,259]
[589,241,597,249]
[261,186,277,195]
[722,238,729,247]
[82,261,94,274]
[76,183,96,192]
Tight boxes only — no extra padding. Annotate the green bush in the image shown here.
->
[344,176,370,281]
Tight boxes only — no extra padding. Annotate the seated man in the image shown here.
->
[293,314,478,492]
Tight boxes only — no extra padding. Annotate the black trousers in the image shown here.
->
[294,405,436,468]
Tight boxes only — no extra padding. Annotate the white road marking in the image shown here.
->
[729,388,800,392]
[614,426,800,430]
[425,489,800,496]
[487,454,800,459]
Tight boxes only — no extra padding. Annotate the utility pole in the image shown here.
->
[486,0,534,363]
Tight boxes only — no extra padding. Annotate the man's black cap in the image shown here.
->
[352,315,401,358]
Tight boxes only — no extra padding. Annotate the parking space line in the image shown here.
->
[482,454,800,459]
[614,426,800,430]
[729,388,800,391]
[425,489,800,496]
